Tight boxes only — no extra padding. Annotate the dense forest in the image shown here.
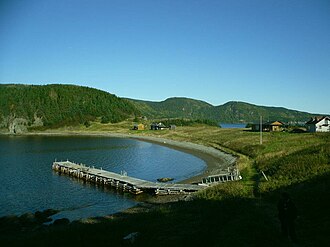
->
[128,97,317,123]
[0,84,140,129]
[160,118,219,127]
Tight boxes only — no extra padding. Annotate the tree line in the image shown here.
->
[0,84,140,128]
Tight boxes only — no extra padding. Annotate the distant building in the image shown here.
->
[251,121,285,132]
[133,123,145,130]
[306,116,330,132]
[150,122,168,130]
[169,125,176,130]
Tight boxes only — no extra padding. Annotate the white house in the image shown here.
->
[306,116,330,132]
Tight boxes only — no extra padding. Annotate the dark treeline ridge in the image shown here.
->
[0,84,140,128]
[161,118,219,127]
[128,97,317,123]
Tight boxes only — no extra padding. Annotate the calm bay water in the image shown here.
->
[0,135,206,221]
[220,123,247,128]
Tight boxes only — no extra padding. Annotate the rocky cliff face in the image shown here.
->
[8,118,28,134]
[0,113,44,134]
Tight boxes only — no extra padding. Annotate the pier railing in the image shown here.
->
[200,168,242,184]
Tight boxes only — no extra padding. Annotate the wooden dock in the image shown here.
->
[200,168,242,184]
[52,161,204,195]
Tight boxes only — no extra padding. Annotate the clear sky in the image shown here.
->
[1,0,329,114]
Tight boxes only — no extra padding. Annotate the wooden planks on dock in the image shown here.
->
[52,161,203,195]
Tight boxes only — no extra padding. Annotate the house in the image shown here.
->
[306,116,330,132]
[251,121,285,132]
[133,123,145,130]
[169,125,176,130]
[150,122,168,130]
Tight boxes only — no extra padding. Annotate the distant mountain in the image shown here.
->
[128,98,316,123]
[130,97,214,120]
[0,84,139,132]
[214,101,316,123]
[0,84,319,134]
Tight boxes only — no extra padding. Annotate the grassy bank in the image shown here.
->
[1,123,329,246]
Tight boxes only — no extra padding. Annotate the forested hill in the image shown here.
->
[130,97,214,120]
[214,101,315,123]
[0,84,139,132]
[128,98,316,123]
[0,84,318,133]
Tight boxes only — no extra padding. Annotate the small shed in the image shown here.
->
[252,121,285,132]
[133,123,145,130]
[150,122,168,130]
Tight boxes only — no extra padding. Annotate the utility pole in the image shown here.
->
[260,115,263,145]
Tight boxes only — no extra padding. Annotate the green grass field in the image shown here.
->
[1,123,329,246]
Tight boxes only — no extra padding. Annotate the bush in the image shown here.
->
[196,182,252,201]
[100,116,110,124]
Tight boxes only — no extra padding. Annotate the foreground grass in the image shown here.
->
[1,123,329,246]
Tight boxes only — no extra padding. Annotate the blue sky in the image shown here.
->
[1,0,329,114]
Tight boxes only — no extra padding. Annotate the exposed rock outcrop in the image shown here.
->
[9,118,28,134]
[1,112,44,133]
[31,113,43,127]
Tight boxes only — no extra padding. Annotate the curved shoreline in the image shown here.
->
[0,131,238,219]
[12,131,237,184]
[129,135,236,184]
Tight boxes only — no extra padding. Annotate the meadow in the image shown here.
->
[1,123,329,246]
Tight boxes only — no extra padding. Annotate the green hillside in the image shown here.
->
[128,98,316,123]
[129,97,214,119]
[215,101,315,123]
[0,84,139,131]
[0,84,319,133]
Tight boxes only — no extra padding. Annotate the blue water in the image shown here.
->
[220,123,247,128]
[0,135,206,221]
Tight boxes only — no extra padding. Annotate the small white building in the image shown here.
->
[306,116,330,132]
